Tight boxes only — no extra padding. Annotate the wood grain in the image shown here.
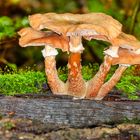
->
[0,95,140,128]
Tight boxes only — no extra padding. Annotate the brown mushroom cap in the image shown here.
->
[18,27,47,47]
[111,33,140,51]
[112,48,140,65]
[18,27,69,52]
[28,12,122,40]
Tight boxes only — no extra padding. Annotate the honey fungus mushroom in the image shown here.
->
[28,12,122,98]
[18,27,69,95]
[95,47,140,100]
[88,32,140,100]
[86,33,140,99]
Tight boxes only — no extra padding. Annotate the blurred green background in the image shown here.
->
[0,0,140,70]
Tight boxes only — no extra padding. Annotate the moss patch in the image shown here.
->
[0,64,140,99]
[0,71,47,95]
[122,117,140,124]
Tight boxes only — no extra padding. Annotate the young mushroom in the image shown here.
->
[28,12,122,98]
[94,47,140,100]
[86,33,140,99]
[104,33,140,58]
[18,27,69,95]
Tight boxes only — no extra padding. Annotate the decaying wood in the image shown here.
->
[0,95,140,128]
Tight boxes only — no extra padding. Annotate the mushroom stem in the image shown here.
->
[42,45,67,95]
[67,52,86,98]
[86,55,112,99]
[104,46,119,58]
[69,36,84,53]
[94,65,127,100]
[44,56,67,95]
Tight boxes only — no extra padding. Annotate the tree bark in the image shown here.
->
[0,95,140,128]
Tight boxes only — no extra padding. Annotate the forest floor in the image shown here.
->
[0,117,140,140]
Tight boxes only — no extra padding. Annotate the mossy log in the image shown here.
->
[0,94,140,128]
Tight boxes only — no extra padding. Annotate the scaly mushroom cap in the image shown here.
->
[112,48,140,65]
[18,27,69,52]
[29,12,122,40]
[111,33,140,52]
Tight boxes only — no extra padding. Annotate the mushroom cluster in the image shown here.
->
[18,12,140,100]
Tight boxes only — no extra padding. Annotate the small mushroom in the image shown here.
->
[104,33,140,58]
[86,34,140,99]
[94,47,140,100]
[28,12,122,98]
[95,34,140,100]
[18,27,69,95]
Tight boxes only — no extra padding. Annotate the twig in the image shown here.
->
[0,37,18,45]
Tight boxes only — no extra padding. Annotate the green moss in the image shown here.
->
[3,121,15,130]
[0,16,28,40]
[87,40,110,61]
[113,67,139,99]
[82,63,99,81]
[0,64,140,99]
[58,66,68,82]
[116,75,140,100]
[0,70,47,95]
[122,117,140,124]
